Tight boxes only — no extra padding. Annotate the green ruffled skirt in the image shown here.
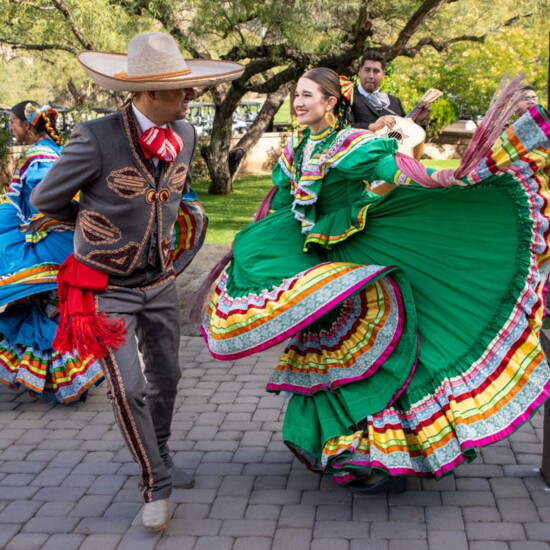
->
[203,108,550,480]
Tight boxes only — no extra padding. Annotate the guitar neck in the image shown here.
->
[405,89,443,121]
[406,103,424,122]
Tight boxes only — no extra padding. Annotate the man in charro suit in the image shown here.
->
[31,32,243,532]
[349,50,429,132]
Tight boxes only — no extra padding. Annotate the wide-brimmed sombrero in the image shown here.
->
[78,32,244,91]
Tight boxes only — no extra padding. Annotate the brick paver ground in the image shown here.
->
[1,335,549,549]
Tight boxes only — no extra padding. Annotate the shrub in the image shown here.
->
[427,97,460,138]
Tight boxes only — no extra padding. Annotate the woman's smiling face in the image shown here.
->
[294,77,336,133]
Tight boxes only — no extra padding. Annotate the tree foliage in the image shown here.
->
[0,0,546,194]
[387,0,548,122]
[0,0,151,105]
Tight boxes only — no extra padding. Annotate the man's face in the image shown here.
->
[151,88,196,124]
[359,60,385,93]
[515,90,538,117]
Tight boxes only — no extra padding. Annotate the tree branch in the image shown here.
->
[387,0,447,59]
[233,81,293,154]
[234,58,280,87]
[226,43,312,64]
[51,0,93,50]
[208,84,226,106]
[398,12,534,57]
[0,38,77,54]
[115,0,212,59]
[244,66,302,94]
[220,9,246,44]
[67,78,86,105]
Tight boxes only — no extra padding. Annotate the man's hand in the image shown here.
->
[415,105,432,126]
[369,115,397,132]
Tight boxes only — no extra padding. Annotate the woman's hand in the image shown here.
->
[430,170,467,187]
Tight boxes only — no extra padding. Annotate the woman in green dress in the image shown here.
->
[201,68,550,492]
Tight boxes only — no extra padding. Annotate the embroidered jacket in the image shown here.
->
[31,105,196,277]
[348,89,406,129]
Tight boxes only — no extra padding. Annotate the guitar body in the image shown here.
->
[374,116,426,160]
[367,88,443,196]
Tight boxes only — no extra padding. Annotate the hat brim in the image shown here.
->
[78,51,244,91]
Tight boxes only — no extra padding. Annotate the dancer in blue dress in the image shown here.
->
[0,101,103,403]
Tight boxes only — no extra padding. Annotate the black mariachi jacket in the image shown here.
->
[31,105,196,276]
[348,89,406,129]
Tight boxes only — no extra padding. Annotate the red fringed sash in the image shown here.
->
[53,254,126,359]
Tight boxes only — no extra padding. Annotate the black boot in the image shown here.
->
[347,475,406,495]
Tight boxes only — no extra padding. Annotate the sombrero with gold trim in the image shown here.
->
[78,32,244,91]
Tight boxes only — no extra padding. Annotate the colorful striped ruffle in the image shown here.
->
[172,188,207,276]
[267,278,405,394]
[21,214,74,236]
[203,262,400,361]
[0,263,59,288]
[303,203,370,252]
[0,337,104,403]
[317,318,549,481]
[0,263,60,309]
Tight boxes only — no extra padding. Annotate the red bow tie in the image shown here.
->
[138,126,184,162]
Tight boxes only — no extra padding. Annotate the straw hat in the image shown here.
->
[78,32,244,91]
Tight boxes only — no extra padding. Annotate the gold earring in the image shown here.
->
[27,128,37,142]
[325,111,337,127]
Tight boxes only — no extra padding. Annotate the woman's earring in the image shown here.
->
[325,111,337,127]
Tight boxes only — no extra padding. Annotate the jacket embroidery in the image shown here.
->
[121,106,155,186]
[160,238,173,269]
[168,163,188,193]
[72,106,193,276]
[80,209,122,245]
[107,167,148,198]
[82,242,142,274]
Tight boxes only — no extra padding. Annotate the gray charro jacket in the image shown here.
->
[31,105,196,277]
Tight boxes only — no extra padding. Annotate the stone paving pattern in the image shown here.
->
[1,336,550,549]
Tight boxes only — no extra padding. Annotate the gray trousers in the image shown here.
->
[97,276,181,503]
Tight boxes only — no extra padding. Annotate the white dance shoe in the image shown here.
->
[142,498,170,532]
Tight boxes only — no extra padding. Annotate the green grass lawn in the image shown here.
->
[193,175,273,244]
[194,159,460,244]
[274,98,291,125]
[422,159,460,170]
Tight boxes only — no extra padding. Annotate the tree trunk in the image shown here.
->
[67,79,85,106]
[234,84,293,152]
[204,83,292,192]
[203,109,234,194]
[205,90,243,194]
[203,138,233,194]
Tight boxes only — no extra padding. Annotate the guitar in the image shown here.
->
[374,88,443,160]
[368,88,443,195]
